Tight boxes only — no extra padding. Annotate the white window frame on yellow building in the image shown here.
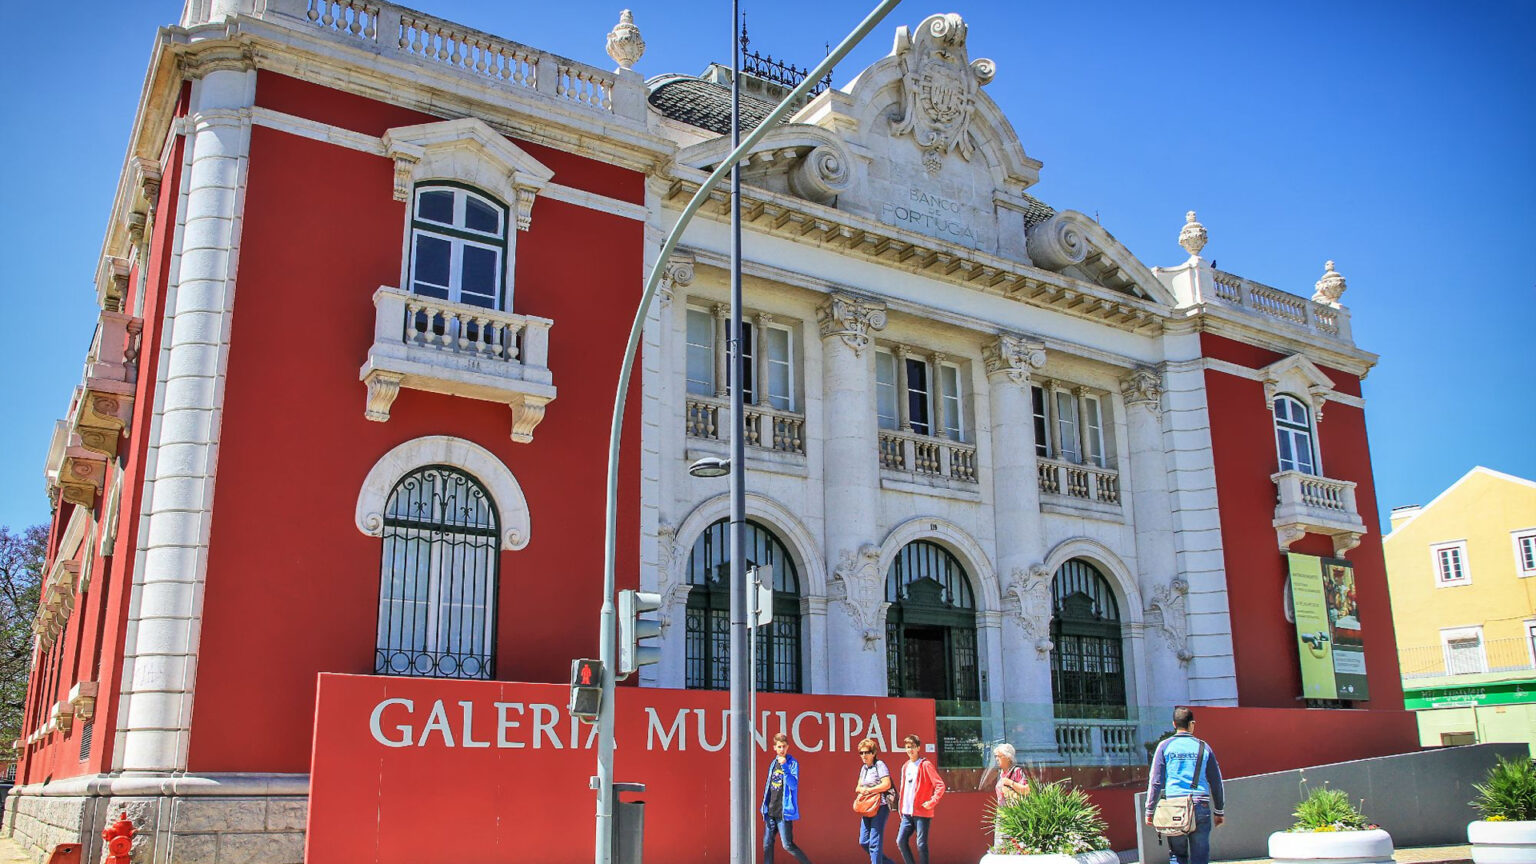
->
[1430,539,1471,587]
[1512,528,1536,578]
[1440,625,1487,675]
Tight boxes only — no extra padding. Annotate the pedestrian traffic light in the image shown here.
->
[569,658,603,721]
[617,589,662,679]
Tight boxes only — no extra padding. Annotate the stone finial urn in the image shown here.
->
[1179,210,1207,258]
[1312,260,1347,307]
[606,10,645,70]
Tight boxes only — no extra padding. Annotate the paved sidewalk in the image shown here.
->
[0,833,29,863]
[1212,845,1473,864]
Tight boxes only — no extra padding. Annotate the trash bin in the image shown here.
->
[612,782,645,864]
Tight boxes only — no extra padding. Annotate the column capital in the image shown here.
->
[180,42,256,79]
[658,253,694,307]
[1120,365,1165,415]
[982,333,1046,385]
[816,293,886,355]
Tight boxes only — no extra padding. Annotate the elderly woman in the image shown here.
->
[992,743,1031,849]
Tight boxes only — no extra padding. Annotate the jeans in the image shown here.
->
[859,805,897,864]
[1168,803,1213,864]
[763,816,814,864]
[895,814,931,864]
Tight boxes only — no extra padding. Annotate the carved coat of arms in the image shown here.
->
[890,13,995,173]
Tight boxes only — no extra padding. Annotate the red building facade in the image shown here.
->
[10,2,1412,862]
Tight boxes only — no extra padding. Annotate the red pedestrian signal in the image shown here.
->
[569,658,603,722]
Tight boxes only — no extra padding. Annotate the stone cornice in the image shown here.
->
[659,169,1168,337]
[1182,307,1378,380]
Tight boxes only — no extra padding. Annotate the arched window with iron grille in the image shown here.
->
[885,540,979,702]
[375,466,500,680]
[685,519,802,692]
[1049,559,1127,718]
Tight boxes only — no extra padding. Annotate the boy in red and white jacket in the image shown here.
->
[896,734,946,864]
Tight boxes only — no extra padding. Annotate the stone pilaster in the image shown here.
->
[817,294,886,695]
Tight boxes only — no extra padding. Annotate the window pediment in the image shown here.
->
[383,118,555,231]
[1261,354,1336,421]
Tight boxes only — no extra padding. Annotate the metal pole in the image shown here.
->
[593,4,904,862]
[727,1,752,859]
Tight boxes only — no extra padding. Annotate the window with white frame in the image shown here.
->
[875,348,966,441]
[1273,395,1317,475]
[1432,540,1471,587]
[1513,529,1536,577]
[683,307,795,411]
[1030,384,1109,467]
[409,185,508,310]
[1441,626,1487,675]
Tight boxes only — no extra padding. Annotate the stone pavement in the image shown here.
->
[0,833,29,864]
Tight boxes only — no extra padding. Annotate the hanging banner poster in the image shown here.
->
[1287,553,1369,701]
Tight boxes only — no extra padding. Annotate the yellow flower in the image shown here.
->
[1488,815,1509,822]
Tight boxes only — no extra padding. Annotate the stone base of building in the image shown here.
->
[3,773,308,864]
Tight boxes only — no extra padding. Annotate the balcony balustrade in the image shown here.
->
[1053,719,1141,763]
[685,396,805,455]
[361,287,556,442]
[1037,457,1121,505]
[878,429,978,483]
[1272,470,1367,555]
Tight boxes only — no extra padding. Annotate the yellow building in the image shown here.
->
[1385,466,1536,748]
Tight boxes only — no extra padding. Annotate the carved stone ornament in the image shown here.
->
[816,294,887,355]
[658,252,695,308]
[891,13,995,172]
[789,145,853,205]
[389,145,423,203]
[1004,564,1054,656]
[606,10,645,70]
[654,522,689,636]
[363,371,404,422]
[1332,531,1363,557]
[831,545,886,650]
[1120,366,1164,414]
[1178,210,1208,258]
[1145,578,1193,665]
[1025,212,1090,272]
[508,394,551,444]
[1312,260,1347,308]
[982,334,1046,384]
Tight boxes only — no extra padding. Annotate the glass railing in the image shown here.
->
[932,701,1168,792]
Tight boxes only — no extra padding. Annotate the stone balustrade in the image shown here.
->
[1211,268,1352,342]
[1037,457,1120,505]
[1271,469,1367,555]
[266,0,633,119]
[685,396,805,455]
[1053,718,1141,763]
[878,429,978,483]
[361,287,556,442]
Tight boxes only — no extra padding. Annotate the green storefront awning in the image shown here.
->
[1404,678,1536,709]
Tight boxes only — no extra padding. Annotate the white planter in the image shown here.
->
[1469,820,1536,864]
[1268,828,1394,864]
[981,849,1119,864]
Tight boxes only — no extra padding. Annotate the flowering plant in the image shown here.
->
[988,778,1109,856]
[1472,757,1536,821]
[1289,784,1371,833]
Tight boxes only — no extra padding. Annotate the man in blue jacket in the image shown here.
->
[762,732,815,864]
[1145,707,1226,864]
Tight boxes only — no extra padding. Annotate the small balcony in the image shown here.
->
[685,396,805,455]
[1272,470,1367,555]
[1037,458,1121,506]
[73,310,142,459]
[360,287,556,442]
[1054,718,1142,764]
[879,429,978,483]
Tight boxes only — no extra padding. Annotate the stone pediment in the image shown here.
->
[1026,211,1175,304]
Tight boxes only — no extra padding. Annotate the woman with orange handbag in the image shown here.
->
[853,738,897,864]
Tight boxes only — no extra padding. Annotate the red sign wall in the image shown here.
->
[306,674,967,864]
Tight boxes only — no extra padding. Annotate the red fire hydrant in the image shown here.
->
[102,812,134,864]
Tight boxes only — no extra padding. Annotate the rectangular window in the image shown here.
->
[939,364,962,441]
[1441,627,1487,675]
[1083,395,1106,467]
[738,322,756,404]
[763,326,792,411]
[1055,390,1081,463]
[1032,386,1049,457]
[875,351,898,430]
[906,358,931,435]
[1432,541,1471,587]
[685,308,714,396]
[1514,530,1536,577]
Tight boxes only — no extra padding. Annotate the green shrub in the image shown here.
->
[1472,756,1536,822]
[1290,784,1370,832]
[989,778,1110,855]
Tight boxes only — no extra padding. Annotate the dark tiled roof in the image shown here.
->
[648,76,784,136]
[1020,195,1056,228]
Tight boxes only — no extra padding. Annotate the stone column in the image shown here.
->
[118,52,254,778]
[754,312,772,407]
[817,294,887,695]
[983,335,1056,760]
[894,344,912,431]
[712,303,728,398]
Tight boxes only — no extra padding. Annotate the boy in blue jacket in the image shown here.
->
[762,732,815,864]
[1145,707,1226,864]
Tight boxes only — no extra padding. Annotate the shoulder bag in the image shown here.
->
[853,765,882,815]
[1151,740,1207,837]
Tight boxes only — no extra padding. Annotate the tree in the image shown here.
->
[0,524,47,745]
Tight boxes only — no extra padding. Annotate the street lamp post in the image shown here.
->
[593,4,904,863]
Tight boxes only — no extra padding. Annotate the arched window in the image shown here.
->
[1049,559,1126,718]
[409,184,508,310]
[685,519,802,692]
[885,541,979,701]
[375,466,500,679]
[1273,395,1316,475]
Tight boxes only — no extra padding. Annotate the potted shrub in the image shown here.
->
[1468,756,1536,864]
[1268,784,1393,864]
[981,779,1118,864]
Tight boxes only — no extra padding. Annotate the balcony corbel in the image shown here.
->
[68,681,98,723]
[1272,470,1367,555]
[48,701,74,735]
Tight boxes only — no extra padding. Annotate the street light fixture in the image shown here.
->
[687,456,732,479]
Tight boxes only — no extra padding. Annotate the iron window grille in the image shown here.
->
[375,466,500,680]
[1049,559,1127,719]
[685,519,803,693]
[884,540,980,702]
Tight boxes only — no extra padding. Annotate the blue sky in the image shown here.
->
[0,0,1531,534]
